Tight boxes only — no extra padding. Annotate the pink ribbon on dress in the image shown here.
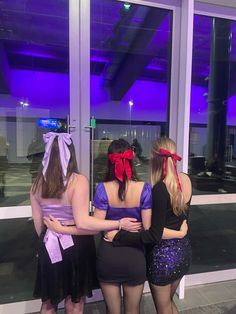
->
[43,229,74,264]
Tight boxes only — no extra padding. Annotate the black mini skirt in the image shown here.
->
[33,229,99,305]
[96,239,146,286]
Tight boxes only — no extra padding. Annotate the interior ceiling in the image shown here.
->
[198,0,236,9]
[0,0,236,96]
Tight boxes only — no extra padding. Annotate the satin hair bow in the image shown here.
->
[159,148,182,192]
[42,132,72,184]
[108,149,134,182]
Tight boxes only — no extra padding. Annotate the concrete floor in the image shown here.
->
[34,280,236,314]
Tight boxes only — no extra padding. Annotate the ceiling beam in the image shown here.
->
[108,8,169,100]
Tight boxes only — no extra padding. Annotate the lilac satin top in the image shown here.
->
[41,204,74,264]
[93,182,152,221]
[41,204,74,221]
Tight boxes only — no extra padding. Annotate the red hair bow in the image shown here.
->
[159,148,182,192]
[108,149,134,182]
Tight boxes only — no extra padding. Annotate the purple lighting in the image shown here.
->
[16,50,56,59]
[9,69,69,118]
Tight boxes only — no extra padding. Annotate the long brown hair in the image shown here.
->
[104,139,139,201]
[31,137,78,199]
[150,138,186,215]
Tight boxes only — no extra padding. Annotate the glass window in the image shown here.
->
[0,0,69,304]
[189,204,236,273]
[0,218,38,303]
[190,15,236,195]
[90,0,172,188]
[0,1,69,206]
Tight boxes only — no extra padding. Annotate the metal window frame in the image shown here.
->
[1,0,236,312]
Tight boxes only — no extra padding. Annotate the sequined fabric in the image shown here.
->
[147,237,191,286]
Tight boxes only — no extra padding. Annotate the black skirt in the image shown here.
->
[96,239,146,286]
[33,229,99,305]
[147,237,192,286]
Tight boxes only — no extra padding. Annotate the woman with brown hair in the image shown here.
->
[31,132,140,314]
[108,138,192,314]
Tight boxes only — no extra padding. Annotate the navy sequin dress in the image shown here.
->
[113,180,192,286]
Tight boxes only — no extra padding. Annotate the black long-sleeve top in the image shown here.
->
[113,181,190,247]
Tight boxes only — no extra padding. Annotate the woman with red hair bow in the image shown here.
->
[108,138,192,314]
[93,139,187,314]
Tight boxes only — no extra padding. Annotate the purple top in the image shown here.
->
[40,204,74,264]
[93,182,152,221]
[41,204,74,222]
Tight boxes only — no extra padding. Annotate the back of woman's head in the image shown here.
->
[32,133,78,199]
[150,137,186,215]
[107,139,130,155]
[105,138,138,201]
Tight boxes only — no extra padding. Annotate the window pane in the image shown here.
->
[0,218,37,303]
[0,0,69,206]
[90,0,172,188]
[190,15,236,195]
[189,204,236,273]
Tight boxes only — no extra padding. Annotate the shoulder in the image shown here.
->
[72,173,88,182]
[131,180,146,188]
[179,172,192,187]
[93,182,108,208]
[142,181,152,192]
[95,182,105,193]
[152,181,168,193]
[140,181,152,208]
[130,180,151,193]
[180,172,192,203]
[69,173,89,189]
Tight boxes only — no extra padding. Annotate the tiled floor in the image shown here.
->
[174,280,236,313]
[43,280,236,314]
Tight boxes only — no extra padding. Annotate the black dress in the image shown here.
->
[94,182,152,285]
[33,204,98,305]
[113,181,192,286]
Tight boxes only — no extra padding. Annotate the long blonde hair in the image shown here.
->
[150,138,186,215]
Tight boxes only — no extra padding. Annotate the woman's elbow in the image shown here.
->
[75,218,93,231]
[149,230,162,243]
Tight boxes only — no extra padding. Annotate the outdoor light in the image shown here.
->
[123,3,131,11]
[129,100,134,107]
[20,100,29,107]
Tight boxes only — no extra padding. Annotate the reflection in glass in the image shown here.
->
[189,204,236,273]
[0,218,38,304]
[90,1,172,187]
[0,1,69,206]
[190,15,236,195]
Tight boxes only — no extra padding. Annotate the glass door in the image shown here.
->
[0,0,70,309]
[90,0,173,194]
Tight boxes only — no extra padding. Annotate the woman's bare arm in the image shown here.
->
[30,192,43,236]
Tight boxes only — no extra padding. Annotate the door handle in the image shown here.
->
[67,114,77,132]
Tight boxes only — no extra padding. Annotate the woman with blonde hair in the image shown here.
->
[109,137,192,314]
